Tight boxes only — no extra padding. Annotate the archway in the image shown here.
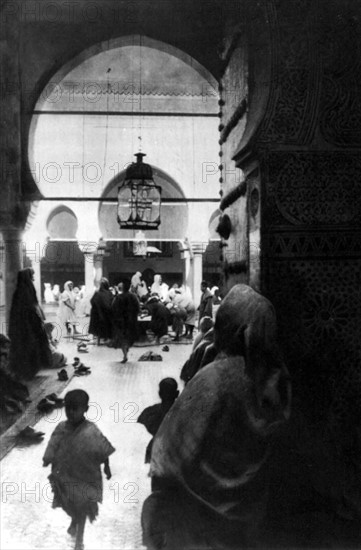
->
[40,206,84,303]
[25,35,220,303]
[99,165,188,288]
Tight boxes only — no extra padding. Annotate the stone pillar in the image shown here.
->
[0,11,23,329]
[32,256,42,303]
[93,254,104,289]
[1,228,23,328]
[191,242,205,307]
[182,254,191,290]
[84,253,95,291]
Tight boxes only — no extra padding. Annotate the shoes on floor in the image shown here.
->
[139,351,163,361]
[77,343,89,353]
[18,426,45,440]
[58,369,69,381]
[162,345,169,352]
[37,398,56,413]
[45,393,64,406]
[74,364,91,376]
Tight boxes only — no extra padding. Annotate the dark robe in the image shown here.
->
[89,287,113,339]
[138,401,175,463]
[111,291,140,348]
[198,289,213,322]
[146,300,169,339]
[180,328,215,384]
[144,285,291,550]
[9,268,52,380]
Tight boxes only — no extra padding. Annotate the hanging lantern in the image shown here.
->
[117,153,161,230]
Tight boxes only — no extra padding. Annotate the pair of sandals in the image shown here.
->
[18,426,45,441]
[37,393,64,413]
[72,358,91,376]
[139,351,163,362]
[77,342,89,353]
[58,368,68,381]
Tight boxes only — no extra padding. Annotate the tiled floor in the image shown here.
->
[0,336,191,550]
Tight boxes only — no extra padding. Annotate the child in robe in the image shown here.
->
[43,389,115,550]
[138,378,179,463]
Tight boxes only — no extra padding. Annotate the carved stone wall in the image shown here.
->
[318,5,361,148]
[258,0,320,145]
[253,0,361,414]
[263,151,361,227]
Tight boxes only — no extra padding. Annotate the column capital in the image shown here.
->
[78,241,98,256]
[190,241,208,255]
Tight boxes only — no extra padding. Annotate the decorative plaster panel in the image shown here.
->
[264,152,361,226]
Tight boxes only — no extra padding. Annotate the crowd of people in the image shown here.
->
[2,268,361,550]
[88,272,220,360]
[140,284,292,549]
[0,268,219,411]
[37,283,292,550]
[2,269,293,550]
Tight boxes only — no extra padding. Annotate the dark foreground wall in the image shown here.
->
[220,0,361,422]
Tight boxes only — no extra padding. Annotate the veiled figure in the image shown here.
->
[9,268,52,380]
[143,284,291,550]
[111,278,140,363]
[89,278,113,341]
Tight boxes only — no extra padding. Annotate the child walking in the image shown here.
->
[138,378,179,463]
[43,389,115,550]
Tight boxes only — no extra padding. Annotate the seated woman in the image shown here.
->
[9,268,52,380]
[142,284,291,550]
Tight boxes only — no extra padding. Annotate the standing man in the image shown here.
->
[197,280,213,327]
[111,278,140,363]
